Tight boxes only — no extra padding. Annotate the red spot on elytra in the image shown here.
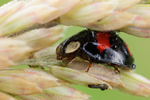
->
[126,44,132,56]
[95,32,111,53]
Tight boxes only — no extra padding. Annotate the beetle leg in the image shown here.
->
[28,65,44,69]
[62,55,75,65]
[112,65,120,74]
[88,84,108,91]
[86,60,92,72]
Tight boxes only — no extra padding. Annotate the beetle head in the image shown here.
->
[56,39,81,63]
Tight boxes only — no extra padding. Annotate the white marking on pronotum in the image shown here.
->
[65,41,80,53]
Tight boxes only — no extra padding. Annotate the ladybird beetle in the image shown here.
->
[56,29,136,73]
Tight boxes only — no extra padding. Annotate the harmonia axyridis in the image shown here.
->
[56,29,136,73]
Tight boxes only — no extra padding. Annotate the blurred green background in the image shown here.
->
[0,1,150,100]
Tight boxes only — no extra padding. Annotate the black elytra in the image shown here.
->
[56,29,136,71]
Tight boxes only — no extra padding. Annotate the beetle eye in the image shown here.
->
[65,41,80,54]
